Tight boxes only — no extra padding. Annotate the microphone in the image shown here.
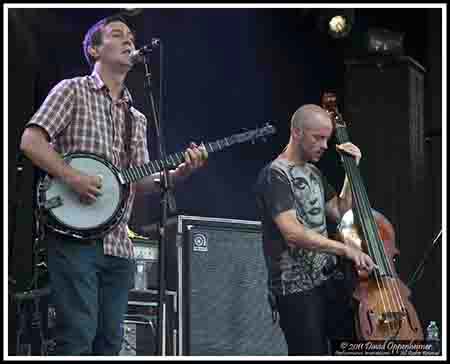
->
[129,38,160,64]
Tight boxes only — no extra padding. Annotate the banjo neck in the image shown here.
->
[119,124,276,184]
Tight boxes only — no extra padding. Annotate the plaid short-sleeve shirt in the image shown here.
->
[27,71,150,259]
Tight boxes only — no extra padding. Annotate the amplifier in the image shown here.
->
[120,290,178,356]
[132,238,159,290]
[131,236,178,291]
[174,215,288,356]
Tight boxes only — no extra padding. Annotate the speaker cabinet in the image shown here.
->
[175,216,287,356]
[343,56,427,283]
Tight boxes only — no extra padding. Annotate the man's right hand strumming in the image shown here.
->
[66,172,103,205]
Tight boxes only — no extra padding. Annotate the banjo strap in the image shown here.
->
[124,103,133,168]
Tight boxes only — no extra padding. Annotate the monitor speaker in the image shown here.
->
[176,216,288,356]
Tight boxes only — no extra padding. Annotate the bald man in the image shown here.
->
[255,104,375,355]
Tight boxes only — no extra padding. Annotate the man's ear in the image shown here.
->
[292,127,303,139]
[88,45,99,62]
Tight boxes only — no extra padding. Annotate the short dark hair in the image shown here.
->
[82,15,133,69]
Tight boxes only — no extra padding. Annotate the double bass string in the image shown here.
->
[335,126,385,270]
[340,139,407,323]
[335,125,401,337]
[342,151,404,328]
[339,153,398,337]
[322,92,423,340]
[336,125,406,336]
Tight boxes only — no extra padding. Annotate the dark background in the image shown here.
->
[8,6,443,348]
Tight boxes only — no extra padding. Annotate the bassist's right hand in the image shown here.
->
[343,238,377,273]
[66,172,103,204]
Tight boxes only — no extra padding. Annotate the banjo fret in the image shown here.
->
[174,153,183,164]
[151,160,160,173]
[144,164,154,178]
[135,166,144,180]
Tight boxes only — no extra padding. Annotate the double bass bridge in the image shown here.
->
[379,311,406,325]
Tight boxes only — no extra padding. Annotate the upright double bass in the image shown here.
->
[321,92,423,341]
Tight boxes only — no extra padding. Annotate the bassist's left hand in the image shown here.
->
[336,142,362,166]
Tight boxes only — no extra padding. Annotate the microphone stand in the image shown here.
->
[407,229,442,289]
[141,39,175,356]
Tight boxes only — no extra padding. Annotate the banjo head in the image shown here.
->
[40,154,126,238]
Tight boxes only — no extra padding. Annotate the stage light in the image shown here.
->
[366,28,405,56]
[329,15,350,37]
[318,9,355,39]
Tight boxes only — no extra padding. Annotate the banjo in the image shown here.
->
[37,124,276,239]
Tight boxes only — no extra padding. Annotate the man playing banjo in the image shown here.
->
[20,15,208,355]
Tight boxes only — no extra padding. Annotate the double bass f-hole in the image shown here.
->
[321,92,423,341]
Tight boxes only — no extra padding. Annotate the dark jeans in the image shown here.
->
[276,277,355,355]
[46,232,134,355]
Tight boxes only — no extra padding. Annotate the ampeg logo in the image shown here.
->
[192,232,208,252]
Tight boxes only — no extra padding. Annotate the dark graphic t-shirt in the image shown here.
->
[255,158,343,296]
